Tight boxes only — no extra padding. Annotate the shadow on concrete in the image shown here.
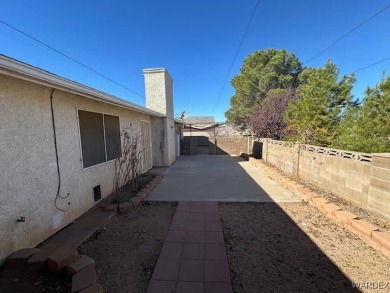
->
[148,155,296,202]
[148,155,359,292]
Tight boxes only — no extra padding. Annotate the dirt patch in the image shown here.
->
[219,202,390,293]
[77,201,176,293]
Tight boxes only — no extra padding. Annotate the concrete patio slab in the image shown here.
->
[148,155,298,202]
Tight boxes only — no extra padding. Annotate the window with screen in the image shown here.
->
[78,110,121,168]
[104,114,121,160]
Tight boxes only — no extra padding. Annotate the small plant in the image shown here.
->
[112,129,143,213]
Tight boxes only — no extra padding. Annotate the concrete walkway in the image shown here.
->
[147,201,232,293]
[149,155,298,202]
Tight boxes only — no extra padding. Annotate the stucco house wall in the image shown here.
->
[0,73,160,263]
[0,56,181,264]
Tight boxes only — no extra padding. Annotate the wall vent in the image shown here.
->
[93,185,101,202]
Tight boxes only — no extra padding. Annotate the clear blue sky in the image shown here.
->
[1,0,390,122]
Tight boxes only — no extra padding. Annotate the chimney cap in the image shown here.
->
[143,68,168,74]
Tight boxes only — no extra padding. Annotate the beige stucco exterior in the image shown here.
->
[0,60,180,263]
[144,69,176,166]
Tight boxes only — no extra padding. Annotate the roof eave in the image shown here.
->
[0,55,165,118]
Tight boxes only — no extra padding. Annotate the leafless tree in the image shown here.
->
[249,89,295,140]
[112,130,142,213]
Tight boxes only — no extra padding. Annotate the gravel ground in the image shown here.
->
[220,202,390,293]
[78,201,176,293]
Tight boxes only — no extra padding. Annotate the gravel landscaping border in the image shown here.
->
[78,201,177,293]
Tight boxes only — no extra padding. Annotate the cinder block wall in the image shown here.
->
[298,148,371,208]
[258,139,390,222]
[211,137,252,155]
[368,154,390,221]
[266,141,299,176]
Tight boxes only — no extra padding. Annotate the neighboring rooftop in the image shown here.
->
[183,116,214,124]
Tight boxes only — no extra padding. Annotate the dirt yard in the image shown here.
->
[220,202,390,293]
[78,201,176,293]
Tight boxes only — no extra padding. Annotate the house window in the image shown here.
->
[78,110,121,168]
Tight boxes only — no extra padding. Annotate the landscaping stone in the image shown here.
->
[297,187,312,194]
[300,191,320,201]
[312,197,329,208]
[26,249,51,270]
[355,231,382,250]
[7,248,39,268]
[136,191,148,199]
[130,197,142,206]
[67,255,95,276]
[71,265,97,292]
[372,231,390,250]
[46,245,78,273]
[380,247,390,259]
[120,202,135,212]
[79,283,104,293]
[350,219,379,237]
[321,203,342,215]
[334,210,358,224]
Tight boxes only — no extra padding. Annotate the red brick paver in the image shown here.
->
[147,201,233,293]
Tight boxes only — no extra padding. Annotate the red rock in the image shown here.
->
[130,197,142,206]
[321,203,342,215]
[27,249,51,271]
[334,210,358,224]
[372,231,390,250]
[79,283,104,293]
[7,248,39,268]
[67,255,95,276]
[46,245,78,273]
[71,265,97,292]
[350,219,379,237]
[312,197,329,208]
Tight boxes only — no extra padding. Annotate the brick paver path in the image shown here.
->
[147,201,233,293]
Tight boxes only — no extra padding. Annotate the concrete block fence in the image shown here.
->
[255,138,390,223]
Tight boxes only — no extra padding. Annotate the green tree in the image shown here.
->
[333,76,390,153]
[284,61,355,146]
[225,49,302,126]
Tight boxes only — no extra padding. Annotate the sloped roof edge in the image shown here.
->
[0,54,165,118]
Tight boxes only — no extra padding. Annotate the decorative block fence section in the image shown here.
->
[256,139,390,223]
